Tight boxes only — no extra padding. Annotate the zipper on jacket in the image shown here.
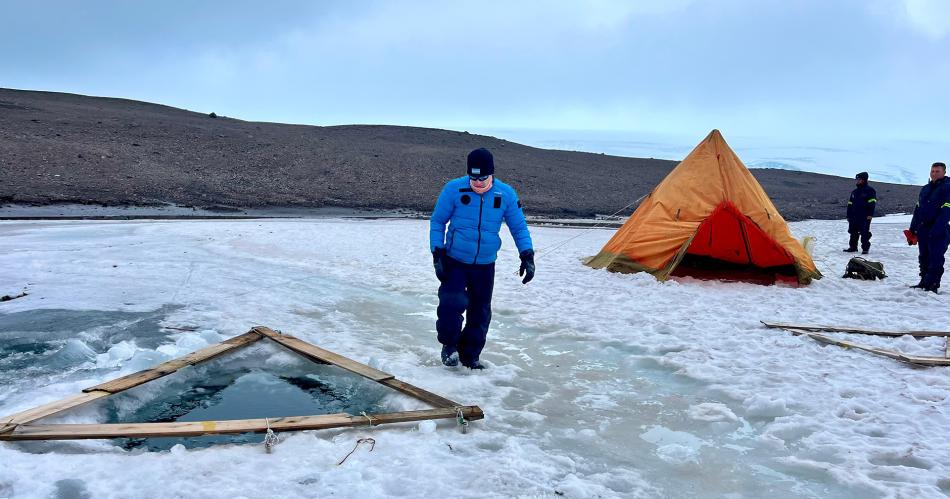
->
[473,195,484,264]
[447,228,456,253]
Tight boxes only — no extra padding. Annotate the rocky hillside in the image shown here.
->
[0,88,920,220]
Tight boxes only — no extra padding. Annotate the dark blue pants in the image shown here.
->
[918,225,950,289]
[436,257,494,366]
[847,219,871,251]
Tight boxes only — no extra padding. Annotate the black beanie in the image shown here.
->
[467,148,494,176]
[856,172,869,181]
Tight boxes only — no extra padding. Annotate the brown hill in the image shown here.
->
[0,88,920,220]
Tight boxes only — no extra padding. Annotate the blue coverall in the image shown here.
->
[910,177,950,290]
[846,183,877,252]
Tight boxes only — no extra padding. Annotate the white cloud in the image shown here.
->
[902,0,950,39]
[6,1,948,141]
[561,0,694,32]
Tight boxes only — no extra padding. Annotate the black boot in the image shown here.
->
[843,248,858,253]
[440,345,459,367]
[463,360,486,370]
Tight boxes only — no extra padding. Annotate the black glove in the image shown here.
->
[519,249,535,284]
[433,247,446,282]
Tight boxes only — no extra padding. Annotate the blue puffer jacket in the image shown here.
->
[430,177,533,264]
[910,177,950,234]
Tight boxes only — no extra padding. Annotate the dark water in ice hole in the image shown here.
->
[0,308,391,451]
[108,367,391,451]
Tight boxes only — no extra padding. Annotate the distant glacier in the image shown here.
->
[474,127,942,185]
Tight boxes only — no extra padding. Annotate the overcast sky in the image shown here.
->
[2,0,949,143]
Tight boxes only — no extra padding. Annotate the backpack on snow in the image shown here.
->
[842,257,886,280]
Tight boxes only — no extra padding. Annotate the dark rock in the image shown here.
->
[0,292,28,302]
[202,205,242,213]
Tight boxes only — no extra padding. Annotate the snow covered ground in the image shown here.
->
[0,215,948,498]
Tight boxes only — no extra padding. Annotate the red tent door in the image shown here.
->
[674,201,798,283]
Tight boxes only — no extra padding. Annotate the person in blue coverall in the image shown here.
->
[909,162,950,293]
[844,171,876,254]
[429,148,534,369]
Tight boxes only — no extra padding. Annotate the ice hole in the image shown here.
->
[99,342,392,451]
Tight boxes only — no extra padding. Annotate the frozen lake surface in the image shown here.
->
[0,215,948,498]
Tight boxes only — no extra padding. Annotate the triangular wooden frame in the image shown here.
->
[0,326,483,441]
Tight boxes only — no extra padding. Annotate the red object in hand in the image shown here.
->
[904,229,918,246]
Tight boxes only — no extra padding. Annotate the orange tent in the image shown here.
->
[586,130,822,285]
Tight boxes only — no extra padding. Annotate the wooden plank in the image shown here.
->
[84,359,191,394]
[379,378,459,408]
[0,391,112,430]
[784,329,950,367]
[254,327,394,382]
[84,330,263,394]
[0,406,485,441]
[801,331,905,360]
[761,321,950,337]
[898,354,950,367]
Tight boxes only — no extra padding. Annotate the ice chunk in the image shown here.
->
[656,443,700,465]
[174,334,208,353]
[49,339,97,366]
[96,340,136,367]
[640,426,706,450]
[688,402,738,422]
[743,395,789,419]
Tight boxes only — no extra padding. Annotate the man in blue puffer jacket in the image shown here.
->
[909,162,950,293]
[430,148,534,369]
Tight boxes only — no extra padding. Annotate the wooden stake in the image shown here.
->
[0,406,484,441]
[762,321,950,337]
